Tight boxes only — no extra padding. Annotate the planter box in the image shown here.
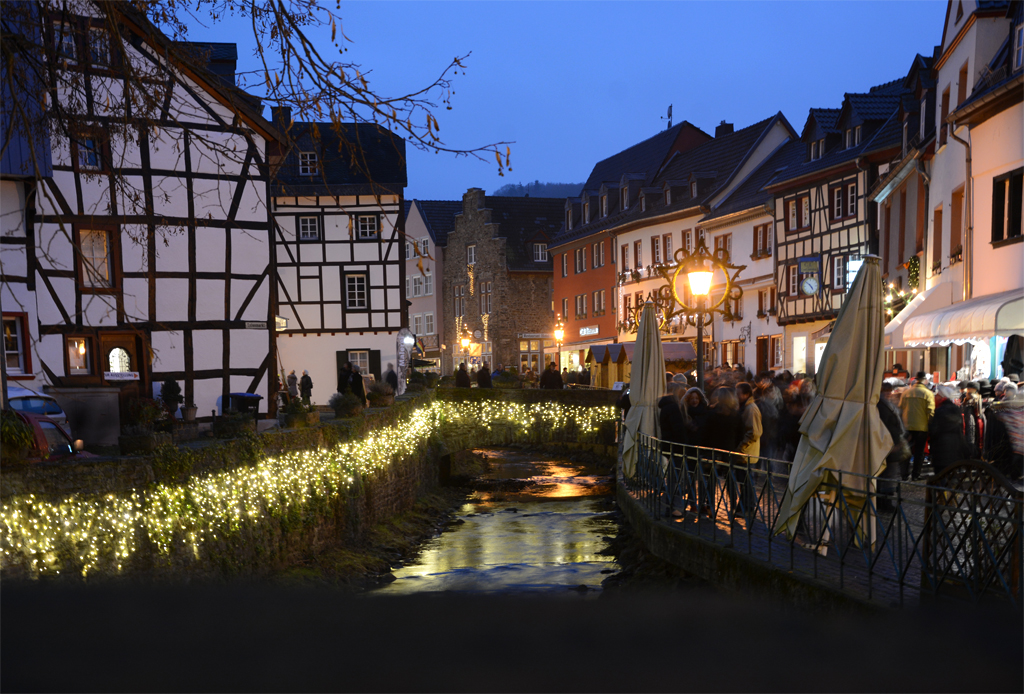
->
[119,432,172,456]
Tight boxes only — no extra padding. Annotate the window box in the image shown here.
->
[949,245,963,264]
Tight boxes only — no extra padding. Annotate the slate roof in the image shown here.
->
[702,139,806,222]
[809,108,842,133]
[582,120,708,190]
[482,196,564,272]
[273,122,407,196]
[550,114,786,248]
[410,199,461,247]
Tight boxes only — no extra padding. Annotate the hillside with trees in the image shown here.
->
[492,181,583,197]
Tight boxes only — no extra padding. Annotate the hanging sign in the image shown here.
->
[579,326,599,336]
[104,371,139,381]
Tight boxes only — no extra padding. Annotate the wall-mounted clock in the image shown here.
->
[800,277,820,296]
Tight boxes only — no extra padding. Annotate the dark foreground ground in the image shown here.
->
[2,585,1020,693]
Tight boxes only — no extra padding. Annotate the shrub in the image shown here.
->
[367,381,394,397]
[407,369,426,385]
[212,409,254,439]
[328,391,363,417]
[159,378,184,414]
[1,410,34,451]
[283,397,313,416]
[494,370,521,389]
[424,372,439,388]
[438,375,455,388]
[406,382,426,393]
[125,398,165,433]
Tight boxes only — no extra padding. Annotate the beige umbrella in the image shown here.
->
[774,256,893,539]
[622,301,664,477]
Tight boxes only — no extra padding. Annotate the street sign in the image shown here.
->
[245,321,267,330]
[104,371,139,381]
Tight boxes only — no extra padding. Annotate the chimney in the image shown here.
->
[715,120,734,137]
[271,107,292,130]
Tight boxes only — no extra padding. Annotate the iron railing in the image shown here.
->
[627,433,1023,609]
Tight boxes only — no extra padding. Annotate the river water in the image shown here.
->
[373,448,620,595]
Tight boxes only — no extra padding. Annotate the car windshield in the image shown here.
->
[39,422,73,457]
[10,397,62,416]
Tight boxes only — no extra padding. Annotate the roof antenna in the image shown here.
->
[661,104,672,130]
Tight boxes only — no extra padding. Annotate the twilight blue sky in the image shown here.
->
[188,1,947,201]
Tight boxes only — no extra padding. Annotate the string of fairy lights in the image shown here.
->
[883,281,917,318]
[1,399,616,578]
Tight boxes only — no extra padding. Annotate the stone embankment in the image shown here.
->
[0,389,618,583]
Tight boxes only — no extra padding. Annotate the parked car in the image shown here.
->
[7,385,72,436]
[8,411,93,462]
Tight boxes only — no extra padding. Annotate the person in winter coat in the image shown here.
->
[736,382,762,463]
[928,384,970,476]
[347,364,366,407]
[299,370,313,406]
[900,372,935,480]
[680,387,712,513]
[455,363,472,388]
[706,387,749,517]
[540,362,564,389]
[477,362,493,388]
[682,388,711,444]
[961,381,983,456]
[877,382,908,509]
[658,382,692,516]
[383,363,399,392]
[754,376,782,465]
[286,370,298,400]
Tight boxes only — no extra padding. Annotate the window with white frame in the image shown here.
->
[66,337,91,375]
[425,313,434,334]
[640,194,647,213]
[467,244,476,265]
[481,281,493,314]
[787,200,798,230]
[601,194,608,217]
[800,197,810,228]
[665,188,672,206]
[88,28,110,67]
[562,253,568,277]
[684,230,692,253]
[54,22,76,61]
[420,238,429,257]
[3,315,27,374]
[566,208,573,230]
[788,264,798,295]
[855,125,862,145]
[413,314,423,336]
[811,141,818,160]
[714,233,732,258]
[346,274,367,309]
[299,151,318,176]
[845,129,852,148]
[621,244,629,270]
[405,241,413,260]
[848,184,857,217]
[80,229,112,288]
[298,216,319,240]
[652,236,661,263]
[593,289,606,315]
[833,255,846,289]
[818,138,825,156]
[412,275,423,297]
[771,335,783,367]
[834,188,844,219]
[663,234,672,260]
[575,294,587,318]
[561,298,568,321]
[424,271,433,295]
[534,243,548,262]
[634,240,642,268]
[621,186,628,210]
[405,276,410,298]
[350,350,369,375]
[78,135,104,170]
[690,181,698,198]
[454,285,465,317]
[357,215,378,238]
[584,200,590,223]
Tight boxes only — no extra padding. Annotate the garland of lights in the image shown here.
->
[0,400,616,578]
[905,255,920,290]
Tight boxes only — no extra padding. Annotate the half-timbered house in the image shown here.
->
[269,111,407,391]
[2,3,279,434]
[766,81,908,375]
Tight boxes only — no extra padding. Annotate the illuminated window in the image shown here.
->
[3,315,27,374]
[108,347,131,373]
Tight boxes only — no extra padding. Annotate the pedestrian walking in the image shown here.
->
[383,363,399,391]
[754,375,782,466]
[347,363,366,406]
[477,362,493,388]
[706,387,746,518]
[299,370,313,406]
[961,381,983,456]
[455,363,472,388]
[658,382,692,517]
[736,383,762,518]
[287,370,298,400]
[540,362,564,389]
[877,382,909,511]
[900,371,935,480]
[929,384,970,476]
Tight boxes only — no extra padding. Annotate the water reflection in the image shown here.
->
[373,449,618,595]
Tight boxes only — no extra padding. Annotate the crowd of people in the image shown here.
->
[452,361,593,389]
[636,364,1024,508]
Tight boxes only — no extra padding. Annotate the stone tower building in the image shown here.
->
[442,189,563,375]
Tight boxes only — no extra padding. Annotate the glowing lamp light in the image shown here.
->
[460,336,470,350]
[77,340,86,356]
[554,327,564,342]
[403,336,415,346]
[687,260,714,297]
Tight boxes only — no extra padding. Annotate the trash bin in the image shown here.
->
[228,392,263,415]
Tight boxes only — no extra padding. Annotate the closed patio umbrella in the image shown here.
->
[622,302,664,477]
[774,256,893,539]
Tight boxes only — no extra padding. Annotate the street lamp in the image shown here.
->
[653,236,747,392]
[553,314,565,372]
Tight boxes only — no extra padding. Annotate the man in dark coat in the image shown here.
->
[877,382,908,510]
[299,370,313,406]
[929,384,970,476]
[477,362,493,388]
[540,362,563,389]
[347,364,366,407]
[383,363,399,392]
[455,363,472,388]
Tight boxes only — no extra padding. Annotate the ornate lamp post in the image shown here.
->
[459,327,471,367]
[654,237,747,391]
[553,314,565,368]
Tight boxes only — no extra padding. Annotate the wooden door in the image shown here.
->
[99,332,145,424]
[756,336,769,374]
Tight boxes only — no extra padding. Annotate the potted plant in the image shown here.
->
[279,398,319,428]
[119,398,172,455]
[1,409,34,464]
[181,403,198,422]
[159,378,184,418]
[328,391,364,418]
[365,381,395,408]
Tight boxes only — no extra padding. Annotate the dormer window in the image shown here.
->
[601,194,608,217]
[641,194,647,213]
[665,188,671,206]
[533,243,548,262]
[584,200,590,223]
[920,97,928,139]
[566,208,572,230]
[621,187,628,210]
[690,182,697,198]
[819,138,825,156]
[902,122,909,156]
[811,142,818,160]
[299,151,318,176]
[855,126,862,145]
[845,129,852,149]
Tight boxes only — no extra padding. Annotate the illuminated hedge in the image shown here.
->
[1,399,616,578]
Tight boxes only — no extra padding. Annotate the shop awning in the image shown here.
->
[884,283,953,349]
[902,288,1024,346]
[621,341,696,363]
